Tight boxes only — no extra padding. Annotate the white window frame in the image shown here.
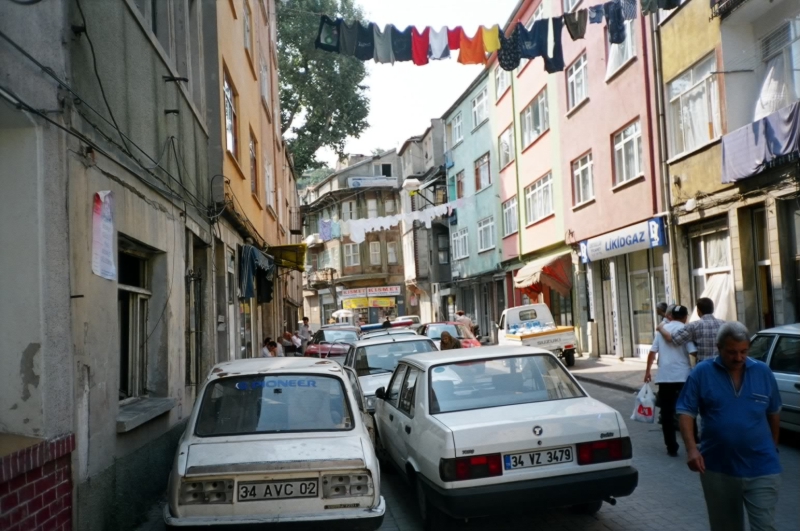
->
[474,153,491,191]
[387,241,398,264]
[667,54,721,158]
[369,241,381,265]
[452,228,469,260]
[563,0,582,13]
[344,243,360,267]
[567,54,588,110]
[452,113,463,144]
[478,217,496,252]
[495,69,511,100]
[521,89,549,147]
[572,153,594,206]
[503,197,518,237]
[367,198,378,218]
[606,20,635,80]
[471,87,489,127]
[342,200,355,221]
[525,173,553,225]
[499,127,515,168]
[613,120,643,185]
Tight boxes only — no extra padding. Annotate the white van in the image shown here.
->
[497,304,578,366]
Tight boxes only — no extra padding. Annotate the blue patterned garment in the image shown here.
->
[588,5,605,24]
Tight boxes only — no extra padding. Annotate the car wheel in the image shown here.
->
[570,500,603,515]
[564,349,576,367]
[416,476,448,530]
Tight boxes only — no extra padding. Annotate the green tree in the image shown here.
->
[278,0,370,175]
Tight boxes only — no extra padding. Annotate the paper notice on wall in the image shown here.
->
[92,191,116,280]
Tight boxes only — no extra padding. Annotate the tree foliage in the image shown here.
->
[278,0,370,175]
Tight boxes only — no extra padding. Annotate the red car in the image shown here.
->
[417,322,481,349]
[303,326,360,358]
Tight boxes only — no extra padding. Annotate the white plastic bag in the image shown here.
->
[631,384,656,424]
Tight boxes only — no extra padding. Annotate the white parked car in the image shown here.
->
[343,336,439,413]
[164,357,385,530]
[373,346,638,529]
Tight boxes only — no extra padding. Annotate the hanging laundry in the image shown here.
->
[331,220,341,239]
[373,24,395,64]
[544,17,565,73]
[622,0,638,20]
[519,19,547,59]
[339,20,358,56]
[447,26,463,51]
[391,25,414,62]
[657,0,682,9]
[412,26,431,65]
[315,16,341,53]
[588,5,605,24]
[429,26,450,60]
[319,219,333,241]
[604,1,626,45]
[348,219,366,244]
[354,21,375,60]
[497,23,522,71]
[340,220,351,236]
[564,9,588,40]
[641,0,659,15]
[482,25,501,53]
[458,27,486,65]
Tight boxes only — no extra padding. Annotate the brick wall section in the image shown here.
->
[0,433,74,531]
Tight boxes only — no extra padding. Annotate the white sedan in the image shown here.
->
[164,357,385,530]
[373,346,638,529]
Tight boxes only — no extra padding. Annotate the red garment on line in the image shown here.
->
[411,26,430,66]
[447,26,463,50]
[458,27,486,65]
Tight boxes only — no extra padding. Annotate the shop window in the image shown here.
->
[753,209,774,329]
[627,249,665,349]
[118,249,150,400]
[690,223,735,321]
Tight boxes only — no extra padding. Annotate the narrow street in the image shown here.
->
[137,381,800,531]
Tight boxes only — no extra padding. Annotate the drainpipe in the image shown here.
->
[649,14,681,304]
[510,72,524,260]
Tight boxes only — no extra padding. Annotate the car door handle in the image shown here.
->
[405,425,412,434]
[389,414,393,422]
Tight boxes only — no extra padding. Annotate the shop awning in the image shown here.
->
[513,252,572,296]
[269,244,307,272]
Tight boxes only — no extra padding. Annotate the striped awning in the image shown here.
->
[513,252,572,296]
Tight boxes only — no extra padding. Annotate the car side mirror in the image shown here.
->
[375,387,386,400]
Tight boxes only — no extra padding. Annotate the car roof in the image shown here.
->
[353,335,437,347]
[401,346,554,368]
[206,357,345,381]
[755,323,800,336]
[319,326,360,332]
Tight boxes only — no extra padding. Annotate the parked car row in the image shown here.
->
[163,345,640,528]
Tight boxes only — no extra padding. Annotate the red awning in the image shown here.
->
[513,252,573,296]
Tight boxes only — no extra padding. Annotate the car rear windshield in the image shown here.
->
[354,340,437,376]
[322,330,359,343]
[429,355,584,414]
[195,374,353,437]
[426,324,474,340]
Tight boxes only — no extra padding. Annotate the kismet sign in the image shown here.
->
[579,218,665,264]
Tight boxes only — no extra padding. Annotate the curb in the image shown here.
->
[573,374,639,395]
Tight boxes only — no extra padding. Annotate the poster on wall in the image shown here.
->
[91,191,116,280]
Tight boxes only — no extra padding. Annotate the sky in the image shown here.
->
[317,0,520,166]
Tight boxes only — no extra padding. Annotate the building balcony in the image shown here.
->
[711,0,752,19]
[289,207,303,235]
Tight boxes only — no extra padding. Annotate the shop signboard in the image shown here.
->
[347,176,396,188]
[579,218,665,264]
[343,298,369,309]
[367,286,401,296]
[369,297,395,308]
[340,288,367,299]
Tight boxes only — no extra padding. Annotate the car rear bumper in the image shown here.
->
[164,497,385,530]
[419,467,638,518]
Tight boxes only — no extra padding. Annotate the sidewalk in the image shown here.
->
[569,355,652,394]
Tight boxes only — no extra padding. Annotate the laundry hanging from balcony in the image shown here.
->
[312,0,676,72]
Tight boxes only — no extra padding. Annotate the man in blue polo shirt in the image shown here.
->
[676,321,782,531]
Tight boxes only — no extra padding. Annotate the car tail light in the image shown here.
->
[180,479,234,505]
[576,437,632,465]
[321,472,374,498]
[564,344,574,350]
[439,454,503,482]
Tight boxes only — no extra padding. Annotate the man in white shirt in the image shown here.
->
[455,310,474,332]
[291,332,302,356]
[298,317,312,355]
[645,305,696,457]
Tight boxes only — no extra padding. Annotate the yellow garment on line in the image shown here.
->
[482,25,501,53]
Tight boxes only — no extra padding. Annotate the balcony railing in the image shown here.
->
[289,207,303,235]
[711,0,751,19]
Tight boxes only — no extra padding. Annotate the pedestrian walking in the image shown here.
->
[676,321,782,531]
[298,317,311,355]
[440,331,462,350]
[455,310,474,333]
[645,305,695,456]
[657,297,725,363]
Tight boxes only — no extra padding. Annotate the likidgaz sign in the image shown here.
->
[579,218,665,264]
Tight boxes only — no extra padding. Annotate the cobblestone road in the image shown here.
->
[139,382,800,531]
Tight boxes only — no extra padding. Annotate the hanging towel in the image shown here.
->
[391,25,414,62]
[373,24,395,64]
[564,9,588,40]
[354,21,375,60]
[447,26,463,50]
[518,19,547,60]
[482,25,501,53]
[604,1,626,45]
[622,0,638,20]
[497,24,522,71]
[641,0,659,15]
[315,16,341,53]
[458,27,486,64]
[429,26,450,59]
[588,5,605,23]
[412,27,431,65]
[544,18,565,73]
[331,220,341,239]
[339,20,358,56]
